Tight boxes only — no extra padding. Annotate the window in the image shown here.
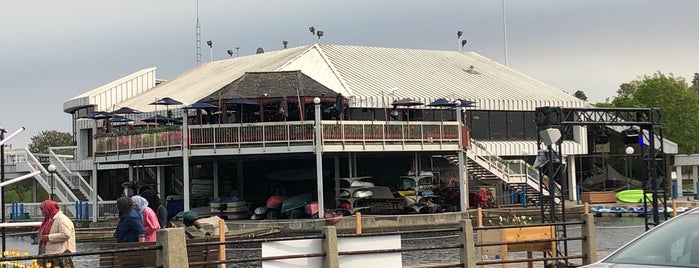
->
[470,111,489,139]
[489,112,507,140]
[507,112,526,139]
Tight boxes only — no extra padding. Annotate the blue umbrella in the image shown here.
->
[183,102,218,110]
[427,98,457,107]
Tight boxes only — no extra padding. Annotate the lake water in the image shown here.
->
[1,216,648,267]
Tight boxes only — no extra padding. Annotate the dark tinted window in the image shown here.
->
[470,111,489,139]
[489,111,507,140]
[507,111,525,139]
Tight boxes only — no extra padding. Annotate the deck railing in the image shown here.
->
[94,120,460,156]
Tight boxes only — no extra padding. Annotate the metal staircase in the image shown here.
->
[445,139,557,202]
[48,148,102,202]
[17,148,78,216]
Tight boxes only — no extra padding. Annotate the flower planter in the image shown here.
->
[478,225,556,267]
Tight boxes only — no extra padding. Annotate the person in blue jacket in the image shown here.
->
[115,196,145,242]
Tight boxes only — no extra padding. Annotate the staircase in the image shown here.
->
[48,148,102,202]
[445,139,558,204]
[17,148,78,216]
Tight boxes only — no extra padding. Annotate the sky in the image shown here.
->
[2,0,699,148]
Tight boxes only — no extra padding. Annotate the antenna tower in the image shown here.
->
[196,0,202,65]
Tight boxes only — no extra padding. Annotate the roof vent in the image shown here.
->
[464,65,480,75]
[256,47,264,54]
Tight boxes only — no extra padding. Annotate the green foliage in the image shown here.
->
[28,130,73,154]
[3,179,48,203]
[573,90,588,101]
[93,125,180,139]
[600,72,699,153]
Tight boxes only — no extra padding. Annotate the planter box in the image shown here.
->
[580,191,617,204]
[478,225,556,267]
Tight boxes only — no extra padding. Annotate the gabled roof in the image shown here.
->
[74,44,586,113]
[203,71,337,100]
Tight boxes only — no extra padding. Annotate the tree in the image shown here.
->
[600,72,699,153]
[28,130,73,154]
[573,90,588,101]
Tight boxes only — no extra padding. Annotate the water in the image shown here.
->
[0,217,648,267]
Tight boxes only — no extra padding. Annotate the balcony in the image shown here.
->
[94,120,465,162]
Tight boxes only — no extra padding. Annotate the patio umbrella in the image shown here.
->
[80,111,113,134]
[143,115,182,125]
[226,98,258,123]
[392,98,423,121]
[80,111,113,120]
[150,97,183,124]
[183,102,219,124]
[427,98,457,121]
[455,99,477,107]
[112,107,141,115]
[427,98,456,108]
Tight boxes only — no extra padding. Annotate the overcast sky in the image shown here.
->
[2,0,699,148]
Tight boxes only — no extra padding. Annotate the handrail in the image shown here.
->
[467,139,551,197]
[48,147,102,201]
[20,149,78,216]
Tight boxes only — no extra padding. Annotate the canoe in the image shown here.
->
[616,189,653,203]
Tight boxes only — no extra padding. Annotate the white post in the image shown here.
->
[182,115,191,211]
[567,155,577,201]
[676,166,683,198]
[456,103,468,211]
[314,97,325,217]
[92,162,98,222]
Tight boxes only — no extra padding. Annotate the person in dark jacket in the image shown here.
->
[141,190,170,228]
[115,196,145,243]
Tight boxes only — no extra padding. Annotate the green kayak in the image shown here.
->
[616,189,653,203]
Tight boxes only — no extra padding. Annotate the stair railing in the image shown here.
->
[48,147,102,201]
[20,149,78,216]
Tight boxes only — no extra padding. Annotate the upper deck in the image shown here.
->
[93,120,465,163]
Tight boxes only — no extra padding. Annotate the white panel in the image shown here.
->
[338,235,402,268]
[262,239,323,268]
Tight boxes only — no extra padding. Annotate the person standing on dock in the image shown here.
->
[38,200,76,268]
[131,195,160,242]
[115,196,145,243]
[141,190,170,228]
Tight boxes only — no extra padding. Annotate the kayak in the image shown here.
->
[616,189,653,203]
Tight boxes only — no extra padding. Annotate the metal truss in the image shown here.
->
[535,106,667,263]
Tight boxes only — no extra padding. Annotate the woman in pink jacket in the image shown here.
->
[131,195,160,242]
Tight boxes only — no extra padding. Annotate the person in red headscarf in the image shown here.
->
[38,200,76,267]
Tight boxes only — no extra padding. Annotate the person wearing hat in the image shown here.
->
[115,196,145,242]
[182,211,208,239]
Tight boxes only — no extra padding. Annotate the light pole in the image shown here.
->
[0,127,5,252]
[47,164,56,200]
[313,97,324,217]
[625,146,634,188]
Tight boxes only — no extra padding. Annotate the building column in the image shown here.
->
[157,166,165,197]
[236,160,244,199]
[213,160,219,198]
[182,117,190,211]
[693,166,698,199]
[567,155,577,201]
[92,162,98,222]
[676,165,683,197]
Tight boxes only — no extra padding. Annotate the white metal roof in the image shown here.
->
[68,44,586,113]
